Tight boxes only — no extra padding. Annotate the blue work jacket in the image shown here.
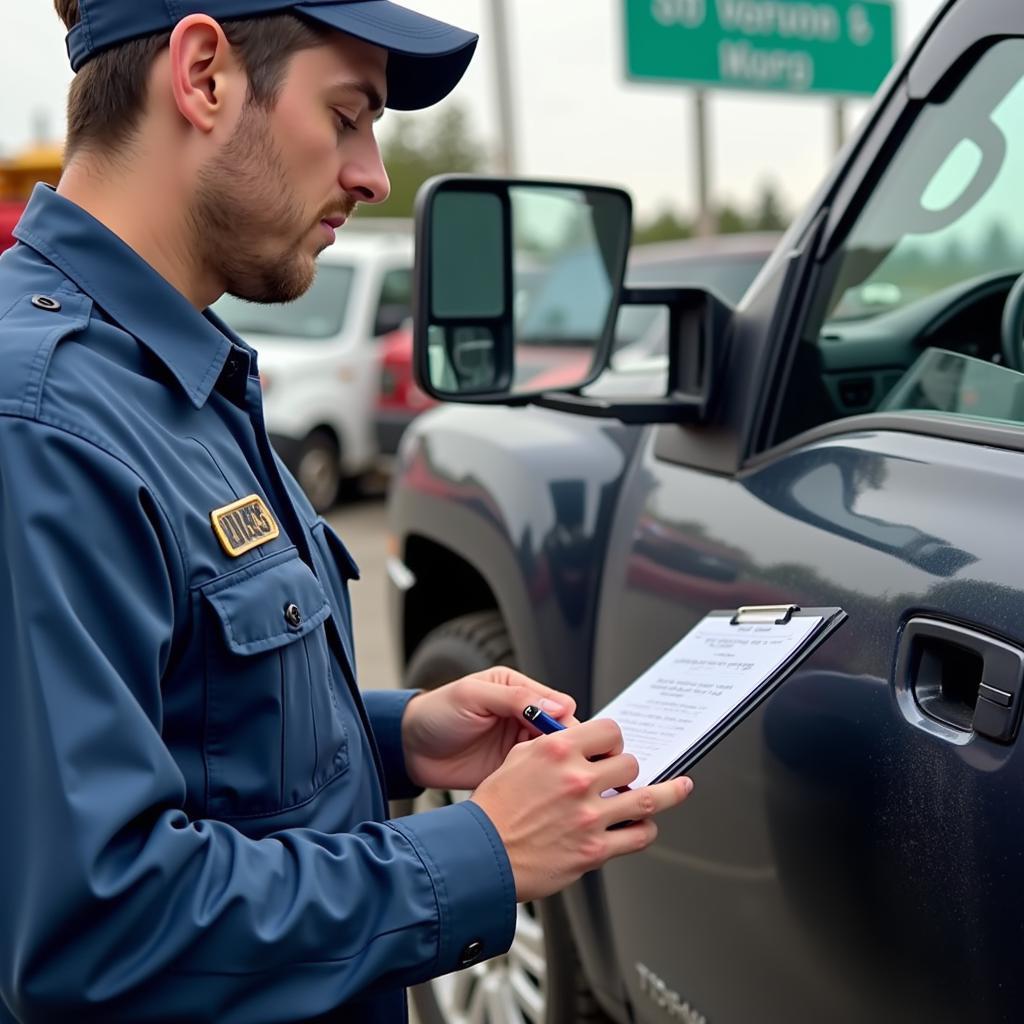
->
[0,186,515,1024]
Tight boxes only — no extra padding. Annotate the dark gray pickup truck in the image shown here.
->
[386,1,1024,1021]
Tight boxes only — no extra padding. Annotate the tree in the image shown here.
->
[633,206,694,244]
[752,181,788,231]
[715,202,747,234]
[980,220,1020,274]
[358,105,486,219]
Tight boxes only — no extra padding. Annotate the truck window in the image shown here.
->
[213,264,355,340]
[373,267,412,337]
[772,39,1024,443]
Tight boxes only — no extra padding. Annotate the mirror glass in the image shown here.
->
[424,183,630,397]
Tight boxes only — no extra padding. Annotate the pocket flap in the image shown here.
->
[316,520,361,580]
[202,550,331,655]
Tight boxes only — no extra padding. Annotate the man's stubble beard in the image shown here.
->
[191,102,321,305]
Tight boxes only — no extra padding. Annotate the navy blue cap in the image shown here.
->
[66,1,478,110]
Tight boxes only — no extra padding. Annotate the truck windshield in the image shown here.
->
[772,38,1024,445]
[824,40,1024,325]
[213,264,355,340]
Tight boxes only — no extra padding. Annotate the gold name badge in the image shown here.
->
[211,495,280,557]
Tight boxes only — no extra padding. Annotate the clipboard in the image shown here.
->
[594,604,847,787]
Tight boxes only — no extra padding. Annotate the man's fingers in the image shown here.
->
[602,819,660,860]
[590,752,640,792]
[571,718,624,759]
[477,681,579,728]
[601,777,692,826]
[480,667,578,719]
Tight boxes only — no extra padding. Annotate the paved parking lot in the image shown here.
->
[326,485,402,693]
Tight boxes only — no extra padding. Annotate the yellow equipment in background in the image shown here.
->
[0,143,63,201]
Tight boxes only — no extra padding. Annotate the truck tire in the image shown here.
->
[405,611,515,689]
[401,612,614,1024]
[295,428,341,514]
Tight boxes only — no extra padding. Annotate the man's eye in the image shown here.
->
[333,111,357,134]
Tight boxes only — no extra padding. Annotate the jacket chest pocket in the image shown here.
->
[199,548,349,819]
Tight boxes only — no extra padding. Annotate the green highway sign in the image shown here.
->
[625,0,896,97]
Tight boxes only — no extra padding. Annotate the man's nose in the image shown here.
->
[339,137,391,206]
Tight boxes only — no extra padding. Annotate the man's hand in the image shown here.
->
[470,719,693,903]
[401,667,577,791]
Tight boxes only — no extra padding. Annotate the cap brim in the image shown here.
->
[295,1,478,110]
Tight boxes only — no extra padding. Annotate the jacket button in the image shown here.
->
[458,940,483,967]
[31,294,62,312]
[284,603,303,629]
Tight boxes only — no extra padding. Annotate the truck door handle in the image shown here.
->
[894,618,1024,743]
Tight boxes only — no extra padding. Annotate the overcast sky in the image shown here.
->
[2,1,945,218]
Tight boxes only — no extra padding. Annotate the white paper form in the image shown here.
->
[594,614,821,787]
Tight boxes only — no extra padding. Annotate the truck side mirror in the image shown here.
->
[414,176,632,402]
[414,175,734,424]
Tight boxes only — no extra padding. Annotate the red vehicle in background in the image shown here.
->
[375,233,778,455]
[0,143,64,252]
[0,202,25,253]
[377,324,437,455]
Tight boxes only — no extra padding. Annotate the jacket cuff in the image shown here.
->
[362,689,423,801]
[388,801,517,975]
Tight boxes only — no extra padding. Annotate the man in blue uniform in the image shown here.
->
[0,3,692,1021]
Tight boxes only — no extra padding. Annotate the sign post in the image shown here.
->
[832,98,847,153]
[624,0,896,230]
[694,89,713,235]
[489,0,519,176]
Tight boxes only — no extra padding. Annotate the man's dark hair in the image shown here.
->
[54,1,331,159]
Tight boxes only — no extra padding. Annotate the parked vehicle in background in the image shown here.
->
[388,3,1024,1022]
[0,142,62,253]
[0,203,25,253]
[377,322,433,456]
[214,226,412,511]
[374,234,777,455]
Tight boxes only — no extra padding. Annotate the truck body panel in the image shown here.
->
[388,1,1024,1019]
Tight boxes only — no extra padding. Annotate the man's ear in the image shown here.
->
[168,15,245,134]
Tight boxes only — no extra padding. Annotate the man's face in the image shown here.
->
[192,32,390,304]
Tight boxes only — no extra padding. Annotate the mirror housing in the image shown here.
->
[539,285,735,424]
[414,175,632,401]
[413,175,734,424]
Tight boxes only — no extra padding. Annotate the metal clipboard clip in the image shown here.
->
[730,604,800,626]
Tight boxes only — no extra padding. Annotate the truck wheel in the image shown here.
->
[402,612,613,1024]
[405,611,515,689]
[295,429,341,514]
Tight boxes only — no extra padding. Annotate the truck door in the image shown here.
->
[591,7,1024,1022]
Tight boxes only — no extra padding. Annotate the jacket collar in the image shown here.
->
[14,184,245,409]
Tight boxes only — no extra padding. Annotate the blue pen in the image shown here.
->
[523,704,566,733]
